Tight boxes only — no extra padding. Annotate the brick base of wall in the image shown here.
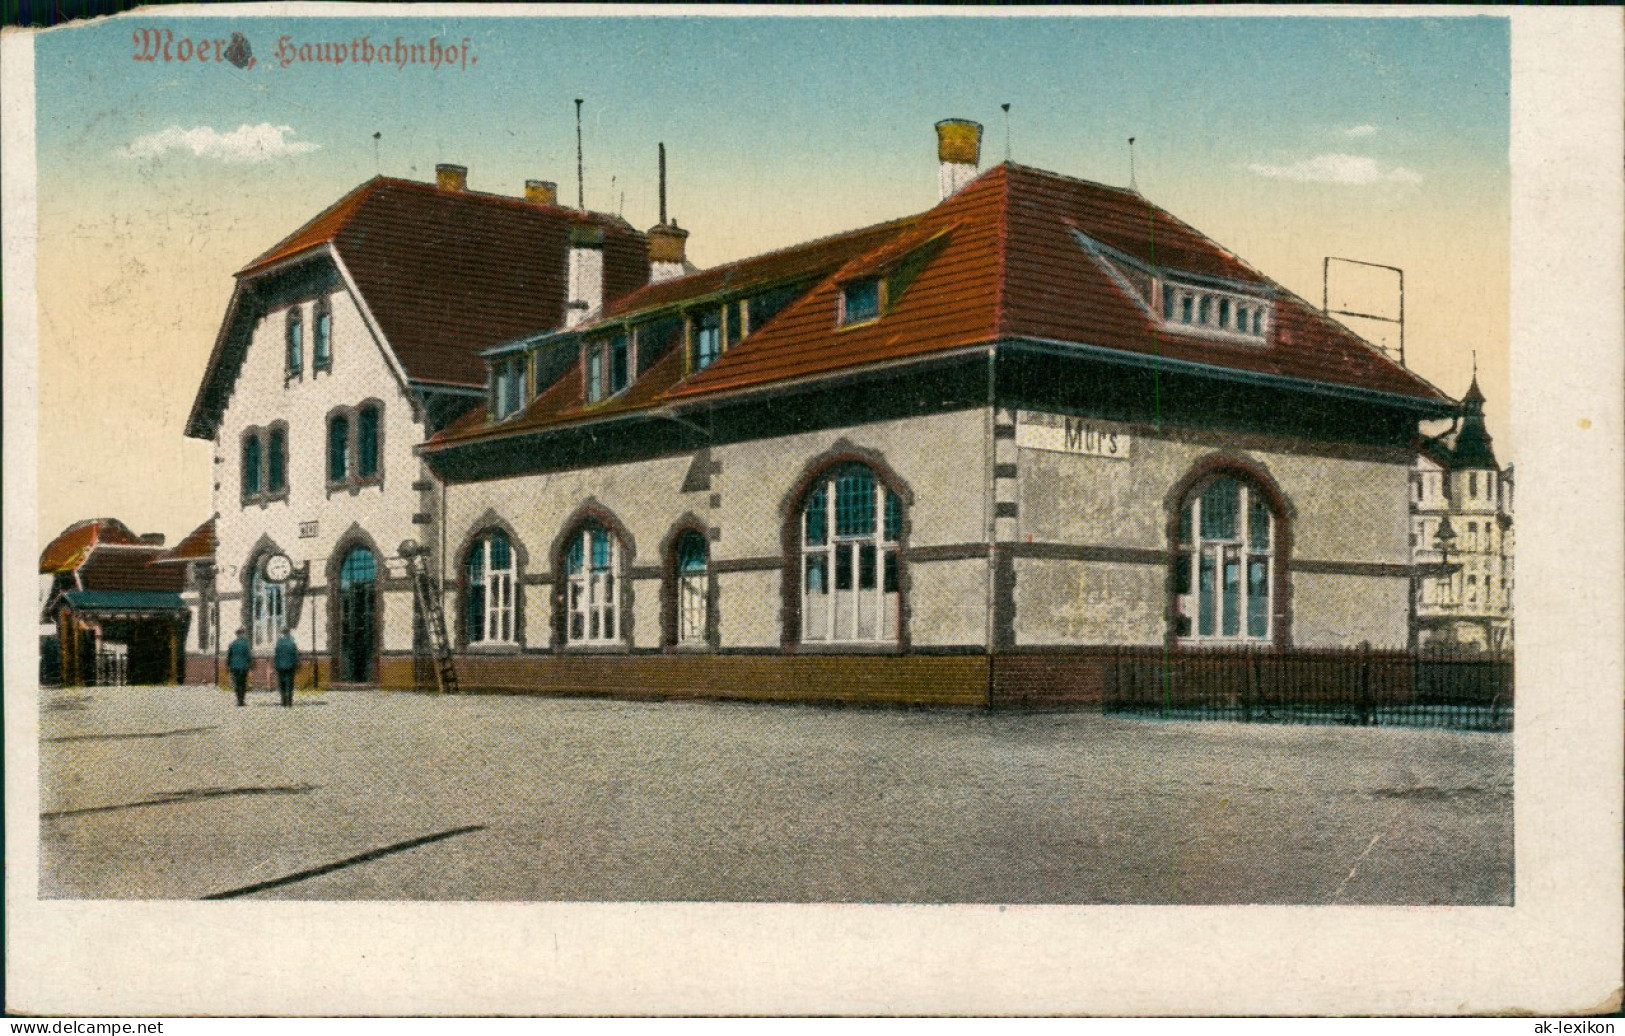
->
[179,647,1492,713]
[174,650,1129,709]
[448,653,992,708]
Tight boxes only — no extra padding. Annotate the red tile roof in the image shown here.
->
[604,216,917,319]
[156,517,216,564]
[435,215,929,442]
[187,177,649,438]
[76,546,187,593]
[40,519,141,574]
[428,162,1447,452]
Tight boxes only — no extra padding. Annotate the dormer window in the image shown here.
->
[610,333,630,395]
[492,356,526,420]
[840,277,883,325]
[585,331,633,404]
[1158,278,1271,344]
[585,344,605,403]
[691,308,723,373]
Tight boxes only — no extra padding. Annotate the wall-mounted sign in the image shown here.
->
[298,521,319,539]
[1016,412,1131,460]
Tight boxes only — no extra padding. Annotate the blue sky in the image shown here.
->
[38,14,1508,231]
[30,11,1511,544]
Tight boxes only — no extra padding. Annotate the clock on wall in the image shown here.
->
[262,553,294,583]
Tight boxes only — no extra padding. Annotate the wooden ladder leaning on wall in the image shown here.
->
[404,550,459,695]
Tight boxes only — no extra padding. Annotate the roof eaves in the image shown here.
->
[327,245,423,406]
[184,279,263,440]
[422,343,997,456]
[237,176,380,276]
[1006,335,1454,414]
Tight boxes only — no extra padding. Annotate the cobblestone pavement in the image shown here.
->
[38,684,1512,904]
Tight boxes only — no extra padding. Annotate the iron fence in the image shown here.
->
[1102,645,1512,732]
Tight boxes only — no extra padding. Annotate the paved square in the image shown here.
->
[39,685,1512,904]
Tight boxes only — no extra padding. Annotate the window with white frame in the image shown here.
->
[1174,475,1278,643]
[464,530,515,644]
[674,530,708,645]
[691,308,723,373]
[250,566,286,649]
[566,522,621,644]
[840,277,883,325]
[800,463,902,644]
[492,356,525,419]
[584,332,632,404]
[1159,279,1269,343]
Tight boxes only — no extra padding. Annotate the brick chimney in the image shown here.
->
[935,119,982,201]
[436,163,468,192]
[566,222,605,329]
[140,533,166,546]
[525,179,558,206]
[647,220,690,284]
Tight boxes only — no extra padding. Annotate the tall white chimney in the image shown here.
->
[935,119,983,201]
[566,222,605,329]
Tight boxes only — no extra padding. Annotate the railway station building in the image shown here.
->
[415,120,1456,707]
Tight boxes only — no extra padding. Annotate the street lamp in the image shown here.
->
[196,559,219,689]
[1410,516,1460,652]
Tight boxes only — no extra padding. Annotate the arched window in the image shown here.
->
[800,463,901,643]
[465,530,515,644]
[566,522,621,644]
[675,530,709,645]
[285,306,303,376]
[250,564,285,649]
[357,403,381,480]
[313,297,332,371]
[267,425,287,495]
[242,433,262,499]
[1174,474,1277,643]
[327,413,349,483]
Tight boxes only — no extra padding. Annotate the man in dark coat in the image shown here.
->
[226,627,252,706]
[273,626,299,708]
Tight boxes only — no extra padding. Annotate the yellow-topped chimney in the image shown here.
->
[436,163,468,192]
[934,119,982,201]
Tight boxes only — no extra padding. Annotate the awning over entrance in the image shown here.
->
[61,589,188,618]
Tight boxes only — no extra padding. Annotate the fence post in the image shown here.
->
[1243,647,1256,723]
[1358,641,1375,726]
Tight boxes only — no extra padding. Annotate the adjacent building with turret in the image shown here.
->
[1410,376,1514,651]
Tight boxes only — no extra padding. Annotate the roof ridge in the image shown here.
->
[239,175,642,277]
[599,211,927,324]
[1004,161,1143,201]
[369,175,640,228]
[658,211,925,288]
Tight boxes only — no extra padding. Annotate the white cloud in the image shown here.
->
[118,123,320,163]
[1342,124,1378,138]
[1247,153,1421,186]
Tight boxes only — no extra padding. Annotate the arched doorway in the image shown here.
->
[336,545,377,682]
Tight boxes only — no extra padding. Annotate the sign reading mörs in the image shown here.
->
[1016,411,1131,460]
